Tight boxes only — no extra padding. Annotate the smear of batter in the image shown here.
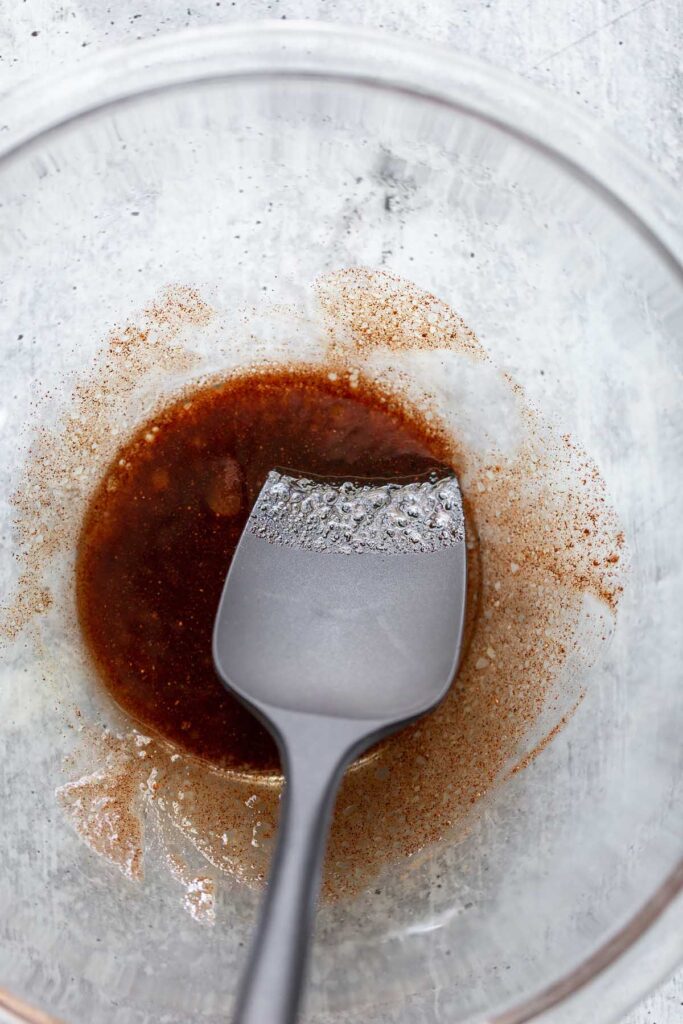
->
[1,270,626,913]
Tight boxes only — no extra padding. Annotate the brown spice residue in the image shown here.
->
[509,692,585,777]
[316,268,484,360]
[0,285,211,642]
[469,435,625,614]
[0,574,53,641]
[3,270,626,909]
[57,734,144,881]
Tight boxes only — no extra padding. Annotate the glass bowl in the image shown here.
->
[0,22,681,1024]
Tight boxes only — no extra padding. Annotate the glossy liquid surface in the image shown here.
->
[77,370,451,770]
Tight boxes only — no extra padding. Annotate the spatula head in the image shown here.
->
[213,471,467,726]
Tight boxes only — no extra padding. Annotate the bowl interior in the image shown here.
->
[0,33,681,1024]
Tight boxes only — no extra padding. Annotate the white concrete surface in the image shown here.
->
[0,2,680,1022]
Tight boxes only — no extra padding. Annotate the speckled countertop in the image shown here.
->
[0,2,681,1022]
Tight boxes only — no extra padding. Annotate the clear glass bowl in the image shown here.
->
[0,22,681,1024]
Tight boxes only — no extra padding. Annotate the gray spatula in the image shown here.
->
[213,470,467,1024]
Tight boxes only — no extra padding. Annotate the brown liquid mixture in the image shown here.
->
[76,370,452,771]
[6,275,623,897]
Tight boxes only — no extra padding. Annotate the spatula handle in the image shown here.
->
[232,719,360,1024]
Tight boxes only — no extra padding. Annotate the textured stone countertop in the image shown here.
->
[0,2,680,1023]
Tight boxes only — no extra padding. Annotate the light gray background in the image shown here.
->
[0,2,680,1022]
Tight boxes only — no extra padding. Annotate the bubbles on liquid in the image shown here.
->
[249,471,465,554]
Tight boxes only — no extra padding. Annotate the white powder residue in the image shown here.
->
[57,758,143,881]
[183,875,216,924]
[165,851,216,925]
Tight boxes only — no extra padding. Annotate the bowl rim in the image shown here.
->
[0,20,681,1024]
[0,21,680,273]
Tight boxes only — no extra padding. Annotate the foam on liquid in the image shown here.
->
[249,470,465,555]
